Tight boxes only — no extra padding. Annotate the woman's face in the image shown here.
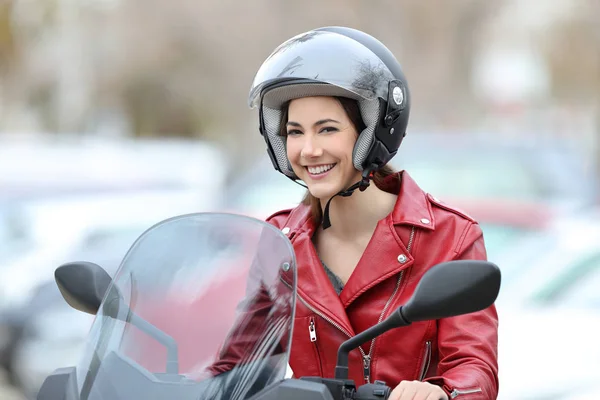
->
[285,96,362,200]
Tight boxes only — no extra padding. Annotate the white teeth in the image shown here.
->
[307,164,335,175]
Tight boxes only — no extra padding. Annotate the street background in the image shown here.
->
[1,1,599,399]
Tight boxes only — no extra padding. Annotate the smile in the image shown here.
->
[306,164,336,175]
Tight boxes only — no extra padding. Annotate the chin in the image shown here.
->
[306,183,345,200]
[298,167,361,199]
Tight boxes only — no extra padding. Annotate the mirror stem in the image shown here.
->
[104,297,179,374]
[334,307,410,380]
[127,311,179,374]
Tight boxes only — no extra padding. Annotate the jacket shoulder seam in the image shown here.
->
[265,208,293,223]
[427,194,476,223]
[455,221,475,255]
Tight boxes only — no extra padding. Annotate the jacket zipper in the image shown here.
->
[282,227,415,384]
[418,340,432,381]
[363,227,415,383]
[450,388,483,398]
[362,271,403,383]
[309,317,317,342]
[308,317,323,376]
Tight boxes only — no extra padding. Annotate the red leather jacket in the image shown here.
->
[210,171,499,399]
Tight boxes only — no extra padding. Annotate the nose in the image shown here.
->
[300,134,323,159]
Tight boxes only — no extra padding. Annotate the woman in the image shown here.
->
[216,26,499,400]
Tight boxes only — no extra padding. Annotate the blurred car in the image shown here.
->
[224,157,306,220]
[0,136,228,397]
[0,135,227,201]
[0,135,227,262]
[6,211,147,398]
[391,132,599,212]
[493,207,600,399]
[0,188,212,396]
[498,307,600,400]
[0,188,211,308]
[0,205,32,267]
[495,206,600,307]
[0,135,228,307]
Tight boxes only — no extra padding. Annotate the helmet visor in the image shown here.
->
[248,30,395,108]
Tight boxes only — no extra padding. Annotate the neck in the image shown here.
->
[319,182,397,239]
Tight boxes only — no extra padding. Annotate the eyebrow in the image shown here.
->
[286,118,341,128]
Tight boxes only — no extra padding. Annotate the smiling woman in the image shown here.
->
[220,26,500,400]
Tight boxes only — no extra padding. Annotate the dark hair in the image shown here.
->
[279,96,397,225]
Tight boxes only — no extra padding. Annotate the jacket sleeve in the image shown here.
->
[205,282,281,375]
[423,222,499,400]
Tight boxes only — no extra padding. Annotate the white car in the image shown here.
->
[5,189,217,398]
[0,135,228,308]
[223,156,306,219]
[498,306,600,400]
[495,207,600,308]
[390,132,598,213]
[0,135,227,199]
[0,188,213,310]
[494,207,600,400]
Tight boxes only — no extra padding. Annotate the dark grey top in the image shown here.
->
[321,259,344,295]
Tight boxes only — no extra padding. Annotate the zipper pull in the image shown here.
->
[451,388,482,398]
[363,355,371,383]
[309,317,317,342]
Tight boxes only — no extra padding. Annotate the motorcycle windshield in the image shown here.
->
[74,213,297,400]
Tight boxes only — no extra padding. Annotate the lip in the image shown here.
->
[305,164,336,180]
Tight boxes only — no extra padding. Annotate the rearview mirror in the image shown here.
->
[55,261,112,315]
[334,259,500,379]
[401,259,501,322]
[54,261,181,373]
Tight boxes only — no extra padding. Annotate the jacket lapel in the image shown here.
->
[339,216,415,308]
[339,171,435,308]
[280,205,356,336]
[293,232,356,336]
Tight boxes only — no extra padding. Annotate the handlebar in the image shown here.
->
[299,377,391,400]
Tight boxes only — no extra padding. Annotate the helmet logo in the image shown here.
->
[392,86,404,106]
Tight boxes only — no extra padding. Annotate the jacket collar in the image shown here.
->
[282,170,436,237]
[384,171,436,230]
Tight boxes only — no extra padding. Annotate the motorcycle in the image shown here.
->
[36,212,500,400]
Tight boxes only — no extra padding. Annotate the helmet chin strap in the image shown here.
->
[283,164,378,230]
[322,165,377,230]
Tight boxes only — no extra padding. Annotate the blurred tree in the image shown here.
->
[0,1,16,74]
[89,0,227,138]
[542,9,600,100]
[1,0,598,176]
[539,0,600,178]
[359,0,505,128]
